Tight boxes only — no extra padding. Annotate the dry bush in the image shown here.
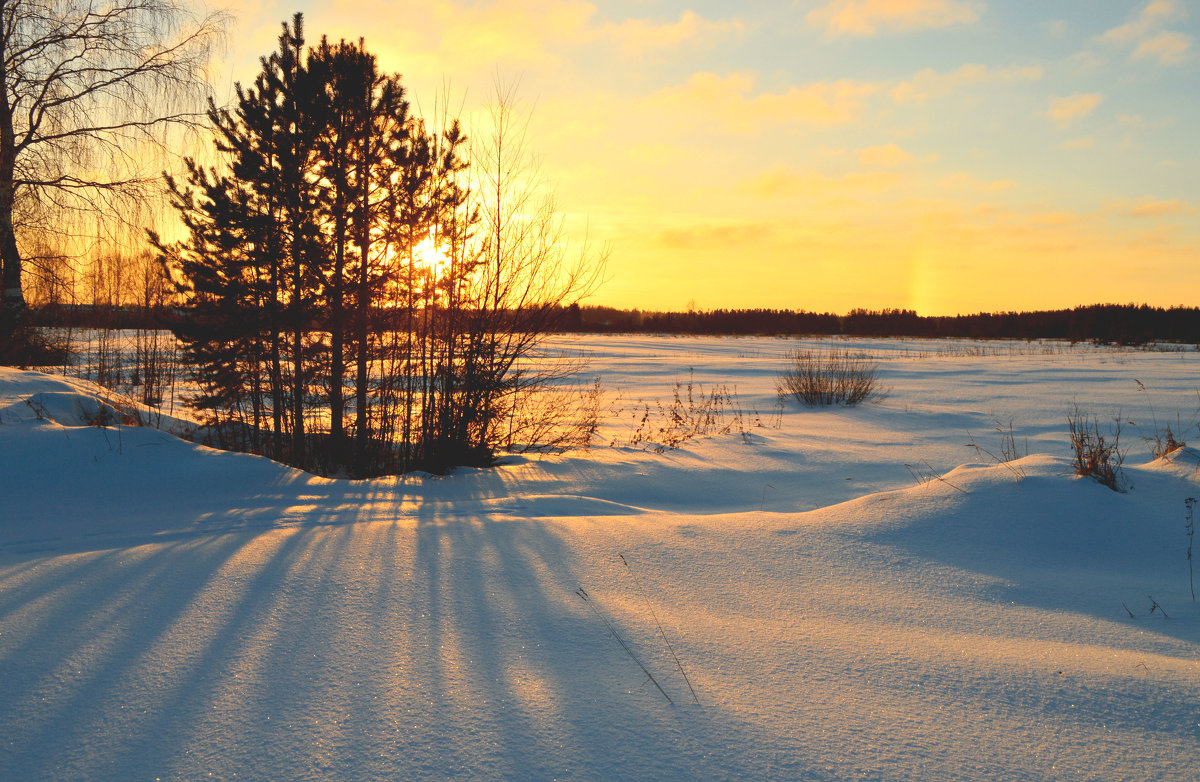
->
[966,418,1028,481]
[502,377,604,453]
[622,373,749,452]
[1133,380,1193,459]
[776,348,886,407]
[1067,403,1129,492]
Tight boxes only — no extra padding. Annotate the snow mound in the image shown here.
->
[0,367,195,435]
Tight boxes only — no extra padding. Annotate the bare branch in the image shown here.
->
[1,0,228,322]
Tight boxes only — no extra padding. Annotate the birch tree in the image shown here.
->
[0,0,224,356]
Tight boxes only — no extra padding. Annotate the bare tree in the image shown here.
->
[458,80,606,455]
[0,0,225,355]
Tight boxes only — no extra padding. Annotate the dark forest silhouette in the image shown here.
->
[37,300,1200,346]
[557,303,1200,345]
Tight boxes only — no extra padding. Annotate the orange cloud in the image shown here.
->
[1097,1,1191,66]
[891,63,1042,104]
[1099,1,1182,45]
[314,0,744,79]
[857,143,912,167]
[1061,136,1095,150]
[651,72,880,134]
[1047,93,1103,128]
[311,0,597,75]
[655,220,778,250]
[1108,198,1197,218]
[738,167,903,199]
[807,0,983,38]
[1132,31,1193,64]
[1130,199,1195,217]
[939,172,1014,193]
[601,10,743,54]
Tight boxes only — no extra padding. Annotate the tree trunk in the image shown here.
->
[0,179,23,339]
[353,149,371,474]
[329,158,347,464]
[0,37,27,346]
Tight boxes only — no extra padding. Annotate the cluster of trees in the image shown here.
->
[560,306,843,335]
[557,304,1200,344]
[844,305,1200,344]
[153,16,597,476]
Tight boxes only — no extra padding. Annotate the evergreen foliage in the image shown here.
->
[153,14,596,476]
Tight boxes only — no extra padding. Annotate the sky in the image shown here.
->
[210,0,1200,315]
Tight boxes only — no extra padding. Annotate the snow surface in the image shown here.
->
[2,335,1199,780]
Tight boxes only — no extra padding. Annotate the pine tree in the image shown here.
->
[158,15,599,476]
[155,16,323,463]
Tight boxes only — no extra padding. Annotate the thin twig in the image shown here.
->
[1185,497,1196,602]
[761,483,775,512]
[575,586,673,704]
[620,553,700,705]
[921,460,968,494]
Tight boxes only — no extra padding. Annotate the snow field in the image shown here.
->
[2,335,1199,780]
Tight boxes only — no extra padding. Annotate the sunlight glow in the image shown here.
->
[411,231,451,279]
[213,2,1200,313]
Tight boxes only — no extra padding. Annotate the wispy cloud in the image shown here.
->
[1098,1,1192,65]
[317,1,744,75]
[318,0,599,73]
[600,10,743,54]
[738,167,903,199]
[651,72,881,134]
[939,172,1014,193]
[1047,93,1103,128]
[807,0,983,38]
[656,220,778,250]
[1107,197,1197,218]
[1042,20,1068,38]
[858,143,913,167]
[1099,1,1181,45]
[1061,136,1095,151]
[1132,31,1192,65]
[891,63,1042,104]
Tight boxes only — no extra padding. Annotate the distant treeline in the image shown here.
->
[32,302,1200,345]
[555,304,1200,345]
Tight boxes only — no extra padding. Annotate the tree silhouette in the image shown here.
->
[157,15,600,476]
[0,0,224,358]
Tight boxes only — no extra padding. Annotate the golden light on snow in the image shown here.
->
[5,338,1200,778]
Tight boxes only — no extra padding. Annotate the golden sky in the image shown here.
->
[215,0,1200,315]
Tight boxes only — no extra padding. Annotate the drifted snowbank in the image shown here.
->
[2,338,1199,780]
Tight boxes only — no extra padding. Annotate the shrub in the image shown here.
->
[622,372,747,452]
[776,347,886,407]
[966,418,1028,481]
[1133,380,1192,459]
[1067,403,1129,492]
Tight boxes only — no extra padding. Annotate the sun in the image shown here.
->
[411,231,451,278]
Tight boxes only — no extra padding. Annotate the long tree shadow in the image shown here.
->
[0,471,808,779]
[400,504,712,779]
